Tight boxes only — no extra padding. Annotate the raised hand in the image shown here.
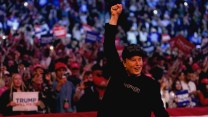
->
[111,4,122,17]
[109,4,123,25]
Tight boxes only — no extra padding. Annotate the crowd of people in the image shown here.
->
[0,0,207,116]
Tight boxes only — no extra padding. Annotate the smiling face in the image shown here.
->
[123,56,143,76]
[32,74,43,85]
[13,74,23,88]
[175,80,182,91]
[56,68,66,79]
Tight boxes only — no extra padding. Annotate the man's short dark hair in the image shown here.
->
[122,44,146,60]
[91,64,102,71]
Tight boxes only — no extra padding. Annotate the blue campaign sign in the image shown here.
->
[85,31,101,43]
[40,33,54,44]
[175,90,190,107]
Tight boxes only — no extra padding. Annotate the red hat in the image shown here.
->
[192,63,200,71]
[201,78,208,84]
[55,62,67,70]
[70,62,80,69]
[34,64,44,70]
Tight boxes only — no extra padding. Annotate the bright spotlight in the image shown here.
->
[2,35,6,40]
[49,45,54,50]
[153,10,158,15]
[184,2,188,7]
[24,2,28,7]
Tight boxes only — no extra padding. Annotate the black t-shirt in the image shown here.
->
[97,24,169,117]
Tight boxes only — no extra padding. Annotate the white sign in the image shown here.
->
[13,92,38,111]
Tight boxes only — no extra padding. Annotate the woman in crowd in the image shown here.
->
[0,73,31,116]
[169,78,192,108]
[27,68,56,113]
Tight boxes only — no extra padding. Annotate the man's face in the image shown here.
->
[56,68,66,79]
[123,56,143,76]
[35,67,44,74]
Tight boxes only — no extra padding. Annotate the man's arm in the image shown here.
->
[104,4,126,76]
[103,4,123,63]
[109,4,122,25]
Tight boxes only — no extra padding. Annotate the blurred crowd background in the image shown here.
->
[0,0,208,116]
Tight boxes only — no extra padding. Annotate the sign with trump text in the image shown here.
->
[170,35,195,55]
[13,92,38,111]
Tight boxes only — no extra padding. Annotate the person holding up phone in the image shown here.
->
[52,62,75,113]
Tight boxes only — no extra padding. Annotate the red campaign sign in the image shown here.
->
[170,35,195,54]
[162,34,171,42]
[52,25,67,39]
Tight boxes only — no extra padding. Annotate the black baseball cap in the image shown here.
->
[122,44,146,60]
